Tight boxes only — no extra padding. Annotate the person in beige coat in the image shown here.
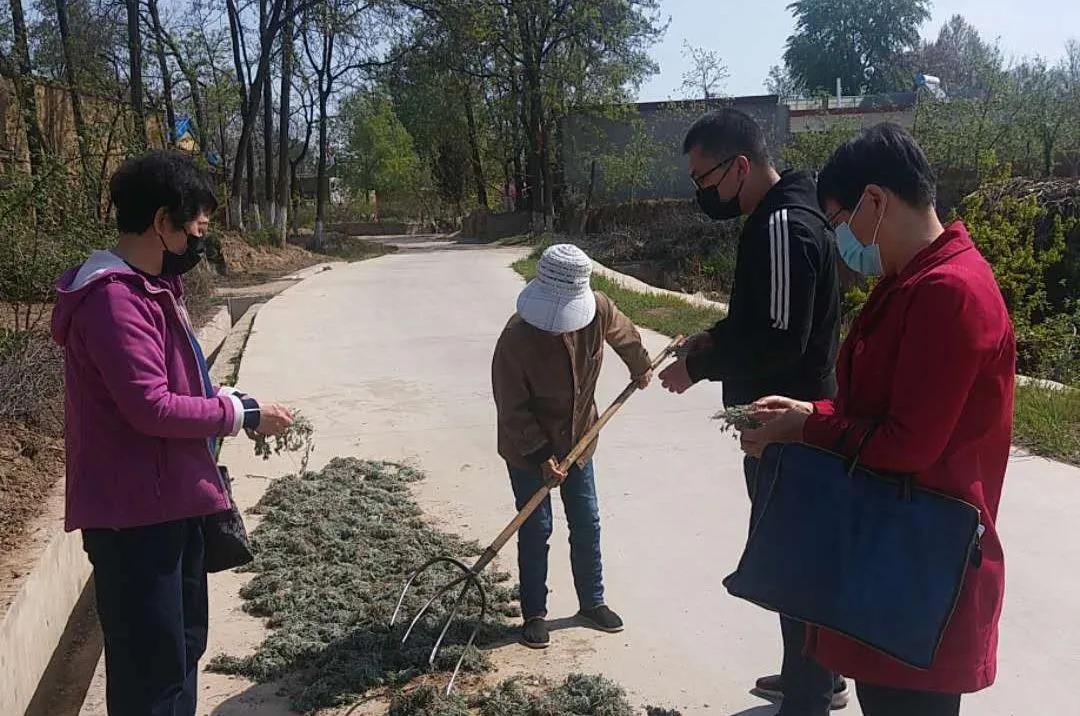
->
[492,243,652,649]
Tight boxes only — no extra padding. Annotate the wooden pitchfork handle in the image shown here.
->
[471,335,684,573]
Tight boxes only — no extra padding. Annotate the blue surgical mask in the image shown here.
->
[835,193,885,276]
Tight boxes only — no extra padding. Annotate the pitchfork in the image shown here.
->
[390,335,684,693]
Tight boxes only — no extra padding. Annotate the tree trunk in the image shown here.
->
[55,0,92,191]
[226,0,250,228]
[169,28,209,153]
[242,2,261,231]
[578,159,596,235]
[461,79,488,208]
[179,62,208,152]
[9,0,45,173]
[275,0,295,246]
[314,86,329,250]
[525,64,544,232]
[125,0,147,150]
[260,0,275,226]
[247,143,260,228]
[540,119,553,230]
[289,91,313,238]
[147,0,176,148]
[228,0,286,230]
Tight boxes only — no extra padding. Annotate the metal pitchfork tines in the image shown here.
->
[389,335,684,694]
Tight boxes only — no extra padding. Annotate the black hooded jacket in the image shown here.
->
[686,170,840,406]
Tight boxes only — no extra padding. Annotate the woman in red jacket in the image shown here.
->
[741,123,1014,716]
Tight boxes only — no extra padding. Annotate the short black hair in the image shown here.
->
[682,108,770,164]
[817,123,937,211]
[110,150,218,234]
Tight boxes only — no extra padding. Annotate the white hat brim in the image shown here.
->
[516,280,597,333]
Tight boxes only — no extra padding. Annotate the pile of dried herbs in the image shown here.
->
[207,457,518,713]
[711,405,762,436]
[389,674,681,716]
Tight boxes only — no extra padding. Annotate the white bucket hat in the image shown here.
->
[517,244,597,333]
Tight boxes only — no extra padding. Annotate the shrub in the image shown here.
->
[959,189,1078,383]
[0,161,106,332]
[243,226,280,248]
[0,330,63,423]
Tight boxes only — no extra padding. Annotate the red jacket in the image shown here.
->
[802,222,1014,693]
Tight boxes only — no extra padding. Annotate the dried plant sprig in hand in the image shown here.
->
[711,404,763,436]
[252,412,315,473]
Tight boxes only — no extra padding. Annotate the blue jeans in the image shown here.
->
[508,459,604,619]
[83,518,207,716]
[745,456,836,716]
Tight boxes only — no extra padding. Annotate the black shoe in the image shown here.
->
[752,674,849,710]
[753,674,783,701]
[521,617,549,649]
[578,605,624,633]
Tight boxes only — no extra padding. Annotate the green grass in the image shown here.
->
[512,253,724,339]
[1013,383,1080,465]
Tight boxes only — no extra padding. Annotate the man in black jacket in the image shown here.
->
[659,109,845,715]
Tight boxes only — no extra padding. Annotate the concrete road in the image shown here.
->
[130,244,1078,715]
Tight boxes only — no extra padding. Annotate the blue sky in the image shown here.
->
[638,0,1080,100]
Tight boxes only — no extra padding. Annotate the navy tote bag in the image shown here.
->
[723,434,982,668]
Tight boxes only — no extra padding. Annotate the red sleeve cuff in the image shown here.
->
[803,401,842,449]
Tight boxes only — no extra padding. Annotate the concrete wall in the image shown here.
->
[562,97,790,204]
[789,107,915,133]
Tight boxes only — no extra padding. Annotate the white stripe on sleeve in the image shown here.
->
[780,208,791,330]
[769,211,779,328]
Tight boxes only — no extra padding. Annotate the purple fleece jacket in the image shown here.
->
[52,250,245,531]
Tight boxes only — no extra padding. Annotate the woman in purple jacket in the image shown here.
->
[51,151,293,715]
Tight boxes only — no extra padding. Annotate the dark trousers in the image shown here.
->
[744,457,836,716]
[857,683,961,716]
[508,459,604,619]
[83,518,208,716]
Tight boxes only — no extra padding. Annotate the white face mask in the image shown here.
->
[835,192,887,276]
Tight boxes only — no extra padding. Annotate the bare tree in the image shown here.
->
[146,0,176,147]
[157,21,209,152]
[461,78,488,208]
[301,0,387,247]
[226,0,261,228]
[54,0,92,181]
[125,0,147,150]
[8,0,46,173]
[261,0,277,226]
[679,41,728,100]
[275,0,296,244]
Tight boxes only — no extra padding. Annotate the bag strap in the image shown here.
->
[845,423,916,500]
[844,423,877,477]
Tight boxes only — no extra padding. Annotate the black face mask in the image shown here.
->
[694,157,744,221]
[160,234,205,276]
[696,184,743,221]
